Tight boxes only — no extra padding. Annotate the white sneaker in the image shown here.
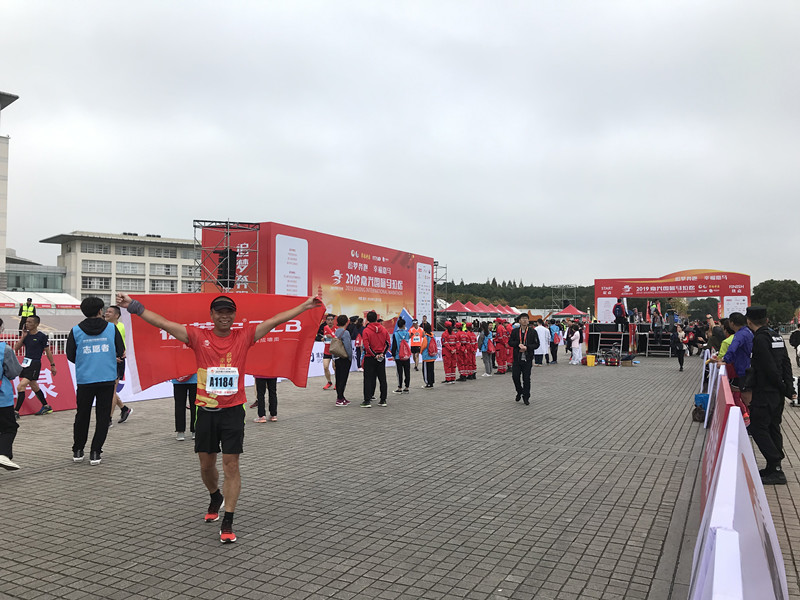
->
[482,373,492,377]
[176,432,185,441]
[0,455,20,471]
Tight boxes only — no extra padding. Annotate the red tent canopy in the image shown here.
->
[464,301,479,311]
[553,304,588,317]
[474,302,490,311]
[444,300,471,312]
[500,305,516,315]
[486,303,500,313]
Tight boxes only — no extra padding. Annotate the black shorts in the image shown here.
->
[411,346,421,355]
[323,353,332,360]
[117,359,126,381]
[20,360,41,382]
[194,405,246,455]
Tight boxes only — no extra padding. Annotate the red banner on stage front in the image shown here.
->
[123,293,324,393]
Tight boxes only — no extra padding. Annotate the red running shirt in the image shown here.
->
[187,323,257,408]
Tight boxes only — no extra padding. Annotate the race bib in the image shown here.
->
[21,357,31,368]
[205,367,239,396]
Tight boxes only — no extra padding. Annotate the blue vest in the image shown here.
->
[0,343,14,408]
[72,322,118,385]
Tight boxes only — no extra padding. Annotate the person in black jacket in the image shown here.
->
[789,322,800,367]
[508,315,537,405]
[745,306,797,485]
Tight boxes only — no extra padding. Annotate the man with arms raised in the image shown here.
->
[116,292,322,543]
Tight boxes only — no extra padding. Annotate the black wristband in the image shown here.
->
[127,300,145,316]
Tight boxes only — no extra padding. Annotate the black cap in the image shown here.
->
[210,296,237,311]
[745,305,767,320]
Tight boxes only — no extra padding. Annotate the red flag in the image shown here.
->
[123,293,324,393]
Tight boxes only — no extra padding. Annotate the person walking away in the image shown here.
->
[745,306,797,485]
[612,298,627,333]
[18,298,36,334]
[478,322,494,376]
[0,334,24,470]
[509,314,537,404]
[440,321,458,384]
[105,306,133,425]
[13,315,57,417]
[548,320,560,364]
[253,377,278,422]
[671,324,687,371]
[173,374,198,440]
[361,311,390,407]
[533,319,550,366]
[420,322,437,388]
[68,297,126,466]
[391,317,411,394]
[333,315,353,406]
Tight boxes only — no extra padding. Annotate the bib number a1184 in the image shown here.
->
[206,367,239,396]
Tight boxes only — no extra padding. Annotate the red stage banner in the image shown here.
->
[14,354,76,416]
[123,293,324,393]
[595,269,750,321]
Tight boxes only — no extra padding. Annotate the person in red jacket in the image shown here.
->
[494,319,508,374]
[440,321,458,384]
[465,323,478,380]
[505,321,514,369]
[360,310,390,407]
[455,324,469,382]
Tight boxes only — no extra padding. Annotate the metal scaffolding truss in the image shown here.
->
[550,284,577,311]
[192,220,260,293]
[433,261,448,299]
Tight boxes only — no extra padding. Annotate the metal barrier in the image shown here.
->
[0,331,70,355]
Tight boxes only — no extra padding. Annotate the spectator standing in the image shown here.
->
[105,306,133,425]
[494,319,508,374]
[68,297,126,466]
[361,311,390,407]
[548,320,561,364]
[533,319,550,366]
[172,374,198,440]
[651,310,664,347]
[478,322,494,376]
[333,315,353,406]
[253,377,278,422]
[320,314,336,390]
[465,322,478,379]
[568,324,583,365]
[391,317,411,394]
[420,322,437,388]
[612,298,627,332]
[789,322,800,367]
[745,306,796,485]
[0,329,24,470]
[440,321,458,384]
[18,298,36,333]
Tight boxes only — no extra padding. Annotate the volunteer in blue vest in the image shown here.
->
[0,317,24,471]
[67,297,126,466]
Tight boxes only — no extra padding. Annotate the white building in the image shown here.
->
[0,91,20,290]
[41,231,201,306]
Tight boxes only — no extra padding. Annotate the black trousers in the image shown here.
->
[422,361,435,386]
[395,359,411,389]
[173,383,198,432]
[676,349,685,368]
[0,406,19,459]
[512,359,532,400]
[615,317,628,332]
[72,383,115,453]
[255,377,278,417]
[550,343,558,363]
[334,358,350,400]
[749,391,785,467]
[363,356,387,402]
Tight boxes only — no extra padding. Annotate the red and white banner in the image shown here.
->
[121,293,324,393]
[690,407,790,599]
[14,354,76,416]
[700,372,736,510]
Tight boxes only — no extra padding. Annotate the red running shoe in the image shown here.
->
[323,382,333,390]
[220,523,237,544]
[205,497,224,522]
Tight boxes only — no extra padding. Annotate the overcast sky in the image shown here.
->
[2,1,798,287]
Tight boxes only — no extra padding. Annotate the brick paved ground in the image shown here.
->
[1,352,797,599]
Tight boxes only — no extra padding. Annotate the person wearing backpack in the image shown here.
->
[548,320,561,364]
[613,298,627,333]
[391,317,412,394]
[420,322,438,389]
[477,322,494,376]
